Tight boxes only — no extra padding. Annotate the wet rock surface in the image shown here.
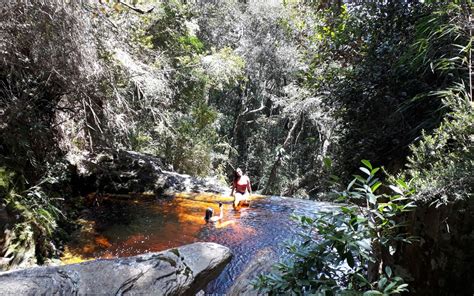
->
[0,242,232,296]
[227,247,277,295]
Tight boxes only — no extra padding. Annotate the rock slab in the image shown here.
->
[0,242,232,296]
[78,149,227,195]
[227,247,277,296]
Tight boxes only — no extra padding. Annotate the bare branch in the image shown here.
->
[117,1,154,14]
[242,101,266,116]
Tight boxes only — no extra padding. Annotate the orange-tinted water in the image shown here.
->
[64,194,336,293]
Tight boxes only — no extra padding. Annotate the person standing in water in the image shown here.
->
[230,168,252,209]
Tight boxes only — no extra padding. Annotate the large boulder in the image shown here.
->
[0,242,232,295]
[75,149,227,195]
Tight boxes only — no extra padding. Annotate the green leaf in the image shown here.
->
[378,277,388,289]
[394,283,409,292]
[389,185,404,195]
[354,175,366,183]
[354,272,370,285]
[361,159,372,170]
[370,181,382,192]
[385,266,392,278]
[329,174,340,182]
[341,206,352,214]
[363,291,383,296]
[383,281,397,293]
[368,193,377,205]
[347,178,357,191]
[360,167,371,176]
[395,179,408,189]
[323,157,332,169]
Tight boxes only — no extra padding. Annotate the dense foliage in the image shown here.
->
[255,161,416,295]
[0,0,472,294]
[253,2,473,295]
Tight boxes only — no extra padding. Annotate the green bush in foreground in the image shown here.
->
[254,160,416,295]
[1,168,65,268]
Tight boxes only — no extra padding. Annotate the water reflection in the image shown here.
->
[64,194,337,293]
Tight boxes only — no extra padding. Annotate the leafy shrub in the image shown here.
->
[1,169,65,268]
[254,160,415,295]
[397,3,473,205]
[404,91,473,205]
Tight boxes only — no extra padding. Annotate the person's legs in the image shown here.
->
[241,191,250,206]
[243,191,249,202]
[233,192,243,209]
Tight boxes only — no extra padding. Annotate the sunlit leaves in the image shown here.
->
[2,174,65,268]
[361,159,372,170]
[195,47,245,90]
[256,160,415,294]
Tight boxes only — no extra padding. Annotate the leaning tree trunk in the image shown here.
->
[263,114,301,195]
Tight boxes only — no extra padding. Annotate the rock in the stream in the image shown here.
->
[227,247,277,296]
[0,242,232,296]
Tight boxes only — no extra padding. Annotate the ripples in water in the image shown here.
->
[64,193,338,293]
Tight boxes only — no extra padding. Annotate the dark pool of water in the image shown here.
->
[67,194,337,293]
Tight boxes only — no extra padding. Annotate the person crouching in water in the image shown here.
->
[230,168,252,209]
[205,202,223,223]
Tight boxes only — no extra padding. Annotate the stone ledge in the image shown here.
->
[0,242,232,296]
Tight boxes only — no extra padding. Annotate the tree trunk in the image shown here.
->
[231,85,266,166]
[263,114,301,195]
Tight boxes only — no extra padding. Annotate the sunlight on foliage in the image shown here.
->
[255,161,415,295]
